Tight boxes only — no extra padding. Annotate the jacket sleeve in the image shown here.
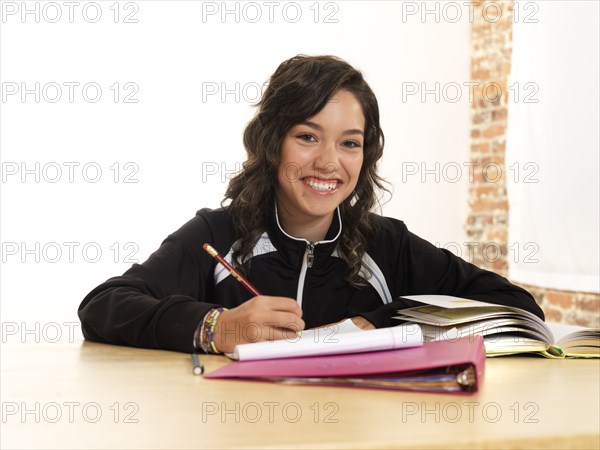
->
[78,211,221,353]
[359,220,545,328]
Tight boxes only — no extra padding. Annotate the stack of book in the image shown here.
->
[394,295,600,358]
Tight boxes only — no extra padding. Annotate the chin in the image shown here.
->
[300,201,341,218]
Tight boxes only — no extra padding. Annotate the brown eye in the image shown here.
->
[297,134,316,142]
[343,140,361,149]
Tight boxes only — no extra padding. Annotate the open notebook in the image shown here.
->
[394,295,600,358]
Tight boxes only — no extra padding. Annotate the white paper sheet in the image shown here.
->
[230,322,423,361]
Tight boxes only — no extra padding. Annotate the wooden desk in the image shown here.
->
[1,341,599,449]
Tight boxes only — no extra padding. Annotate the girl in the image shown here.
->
[78,55,544,354]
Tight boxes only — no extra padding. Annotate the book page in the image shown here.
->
[401,295,496,309]
[547,322,600,345]
[548,322,586,342]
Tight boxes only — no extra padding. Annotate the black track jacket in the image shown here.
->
[78,207,544,353]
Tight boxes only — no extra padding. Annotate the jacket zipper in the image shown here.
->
[306,243,315,268]
[296,242,315,308]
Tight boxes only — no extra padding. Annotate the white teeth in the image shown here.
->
[305,179,337,191]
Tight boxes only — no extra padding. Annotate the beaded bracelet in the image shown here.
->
[193,312,209,351]
[199,307,227,354]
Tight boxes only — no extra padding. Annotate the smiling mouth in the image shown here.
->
[302,176,341,192]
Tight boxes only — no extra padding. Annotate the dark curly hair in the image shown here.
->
[223,54,387,286]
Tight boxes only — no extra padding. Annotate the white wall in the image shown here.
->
[0,1,471,333]
[507,1,600,292]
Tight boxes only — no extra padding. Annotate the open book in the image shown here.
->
[394,295,600,358]
[227,319,423,361]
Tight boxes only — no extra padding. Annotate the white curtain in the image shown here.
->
[507,1,599,292]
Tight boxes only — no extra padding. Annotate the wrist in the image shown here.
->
[194,310,211,351]
[198,307,227,354]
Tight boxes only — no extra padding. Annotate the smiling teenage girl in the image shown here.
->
[78,55,544,354]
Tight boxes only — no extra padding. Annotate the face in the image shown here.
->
[276,89,365,227]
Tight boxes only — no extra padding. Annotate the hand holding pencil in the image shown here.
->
[202,243,305,354]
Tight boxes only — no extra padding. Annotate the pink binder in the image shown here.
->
[205,336,485,394]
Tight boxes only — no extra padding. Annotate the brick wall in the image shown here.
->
[467,1,599,328]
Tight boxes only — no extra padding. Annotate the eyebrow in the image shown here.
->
[297,121,364,137]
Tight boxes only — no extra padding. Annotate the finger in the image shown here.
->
[260,296,303,315]
[267,327,306,342]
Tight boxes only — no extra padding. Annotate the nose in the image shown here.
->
[312,139,339,179]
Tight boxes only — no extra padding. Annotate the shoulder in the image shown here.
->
[357,212,413,261]
[195,207,233,227]
[167,207,234,249]
[366,212,409,239]
[366,212,441,255]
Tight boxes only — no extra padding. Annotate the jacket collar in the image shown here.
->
[274,203,343,245]
[267,202,343,267]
